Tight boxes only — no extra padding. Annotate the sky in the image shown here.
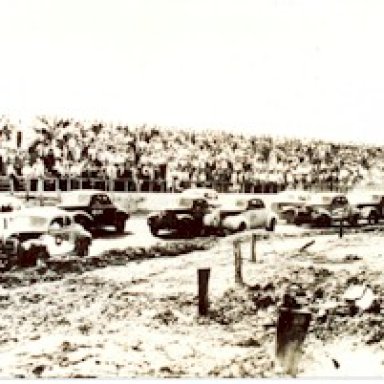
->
[0,0,384,144]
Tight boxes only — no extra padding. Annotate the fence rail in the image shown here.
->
[0,175,355,194]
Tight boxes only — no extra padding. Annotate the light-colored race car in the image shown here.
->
[219,197,278,233]
[270,190,310,223]
[0,207,92,271]
[347,190,384,224]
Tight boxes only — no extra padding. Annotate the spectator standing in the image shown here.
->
[6,160,17,194]
[22,160,33,200]
[33,157,46,200]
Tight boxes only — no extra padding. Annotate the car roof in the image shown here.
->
[348,190,384,203]
[307,192,346,204]
[60,190,109,206]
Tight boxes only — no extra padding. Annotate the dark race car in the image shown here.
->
[347,190,384,224]
[58,190,130,235]
[147,196,221,238]
[293,192,361,227]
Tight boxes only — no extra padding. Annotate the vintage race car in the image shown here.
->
[0,207,92,271]
[58,190,130,234]
[147,196,221,237]
[293,192,361,227]
[219,197,278,233]
[270,190,310,223]
[347,190,384,224]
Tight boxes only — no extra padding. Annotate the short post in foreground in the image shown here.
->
[276,308,312,377]
[251,233,257,262]
[234,240,243,284]
[198,268,211,316]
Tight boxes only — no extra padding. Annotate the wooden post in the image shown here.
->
[276,308,312,377]
[198,268,210,316]
[251,233,257,262]
[234,240,243,284]
[339,220,343,238]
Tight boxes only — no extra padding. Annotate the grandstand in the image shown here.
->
[1,114,384,194]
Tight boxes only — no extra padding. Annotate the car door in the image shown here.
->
[90,194,115,226]
[47,216,75,255]
[379,196,384,217]
[247,199,267,228]
[330,196,348,219]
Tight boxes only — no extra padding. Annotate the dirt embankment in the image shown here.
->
[1,232,384,378]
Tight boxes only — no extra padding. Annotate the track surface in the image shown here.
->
[89,216,307,257]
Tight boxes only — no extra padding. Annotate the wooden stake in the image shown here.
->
[251,233,257,262]
[299,240,315,253]
[276,308,312,377]
[234,241,243,284]
[198,268,210,316]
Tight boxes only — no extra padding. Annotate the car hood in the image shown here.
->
[2,230,43,243]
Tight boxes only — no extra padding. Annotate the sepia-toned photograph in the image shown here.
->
[0,0,384,379]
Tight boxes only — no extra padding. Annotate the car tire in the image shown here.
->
[149,226,159,237]
[35,247,49,266]
[368,212,379,225]
[238,222,247,232]
[316,215,332,228]
[115,218,126,234]
[76,238,90,257]
[348,214,359,227]
[24,246,49,267]
[285,210,295,224]
[181,218,196,238]
[266,218,276,232]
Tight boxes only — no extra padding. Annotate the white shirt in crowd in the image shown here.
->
[33,159,45,178]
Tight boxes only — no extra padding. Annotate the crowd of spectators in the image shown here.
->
[0,114,384,194]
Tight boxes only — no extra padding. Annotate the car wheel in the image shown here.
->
[317,215,332,228]
[76,238,90,257]
[0,255,9,272]
[24,246,48,267]
[180,218,196,238]
[368,212,379,225]
[348,214,359,227]
[238,222,247,232]
[285,210,295,224]
[115,218,126,234]
[149,226,159,237]
[266,218,276,232]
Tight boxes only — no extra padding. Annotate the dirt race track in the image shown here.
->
[1,217,384,377]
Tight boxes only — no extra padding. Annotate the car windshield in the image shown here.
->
[235,200,247,209]
[280,192,307,200]
[61,194,90,205]
[181,189,218,200]
[309,195,332,205]
[177,198,193,208]
[10,215,48,229]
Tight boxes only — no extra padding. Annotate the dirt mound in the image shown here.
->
[0,238,216,289]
